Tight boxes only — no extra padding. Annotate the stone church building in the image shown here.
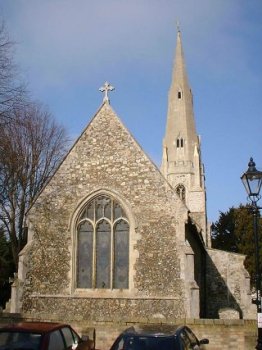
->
[10,30,254,322]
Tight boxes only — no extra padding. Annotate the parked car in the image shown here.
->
[0,321,94,350]
[109,325,209,350]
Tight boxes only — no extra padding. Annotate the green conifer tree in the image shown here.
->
[211,205,262,287]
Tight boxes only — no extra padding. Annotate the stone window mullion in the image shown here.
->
[92,222,97,288]
[110,221,114,289]
[76,194,129,290]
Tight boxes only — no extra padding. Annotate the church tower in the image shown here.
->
[161,29,208,244]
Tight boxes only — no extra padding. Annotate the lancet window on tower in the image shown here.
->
[176,138,184,148]
[176,184,186,202]
[76,195,129,290]
[178,90,182,99]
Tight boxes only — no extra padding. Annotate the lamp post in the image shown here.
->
[241,157,262,349]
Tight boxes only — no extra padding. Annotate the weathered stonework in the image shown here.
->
[9,29,255,325]
[18,103,189,320]
[206,248,255,319]
[160,30,207,240]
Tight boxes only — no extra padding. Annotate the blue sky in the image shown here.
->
[1,0,262,223]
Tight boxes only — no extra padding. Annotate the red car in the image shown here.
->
[0,322,94,350]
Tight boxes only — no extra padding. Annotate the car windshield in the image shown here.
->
[114,335,177,350]
[0,331,42,350]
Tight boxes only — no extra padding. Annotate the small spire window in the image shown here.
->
[178,90,182,99]
[176,184,186,202]
[176,138,184,148]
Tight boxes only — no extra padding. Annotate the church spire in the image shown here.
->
[163,29,198,168]
[171,27,190,93]
[161,29,208,244]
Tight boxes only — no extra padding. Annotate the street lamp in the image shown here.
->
[241,157,262,350]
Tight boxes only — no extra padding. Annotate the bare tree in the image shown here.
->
[0,102,68,269]
[0,20,25,123]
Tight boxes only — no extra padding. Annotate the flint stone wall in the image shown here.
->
[21,103,188,320]
[206,248,255,319]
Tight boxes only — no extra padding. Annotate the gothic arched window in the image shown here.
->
[176,184,186,202]
[76,195,129,289]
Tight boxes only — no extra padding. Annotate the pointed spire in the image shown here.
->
[162,28,197,167]
[161,27,200,184]
[176,20,180,33]
[171,27,190,90]
[161,28,207,241]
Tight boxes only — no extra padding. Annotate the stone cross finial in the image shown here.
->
[99,82,115,103]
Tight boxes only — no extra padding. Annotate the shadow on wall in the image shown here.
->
[185,219,245,319]
[205,252,243,319]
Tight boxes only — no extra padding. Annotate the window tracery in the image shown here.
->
[176,184,186,202]
[76,195,129,289]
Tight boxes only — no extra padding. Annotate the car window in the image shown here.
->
[179,331,193,350]
[112,337,125,350]
[61,327,78,349]
[180,329,202,350]
[0,331,41,350]
[112,335,175,350]
[71,329,81,344]
[185,328,199,349]
[48,329,65,350]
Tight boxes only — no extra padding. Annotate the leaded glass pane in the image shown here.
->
[96,220,111,288]
[114,203,122,219]
[77,195,129,290]
[96,204,103,220]
[104,201,111,219]
[80,208,87,220]
[113,220,129,289]
[77,221,93,288]
[87,201,95,220]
